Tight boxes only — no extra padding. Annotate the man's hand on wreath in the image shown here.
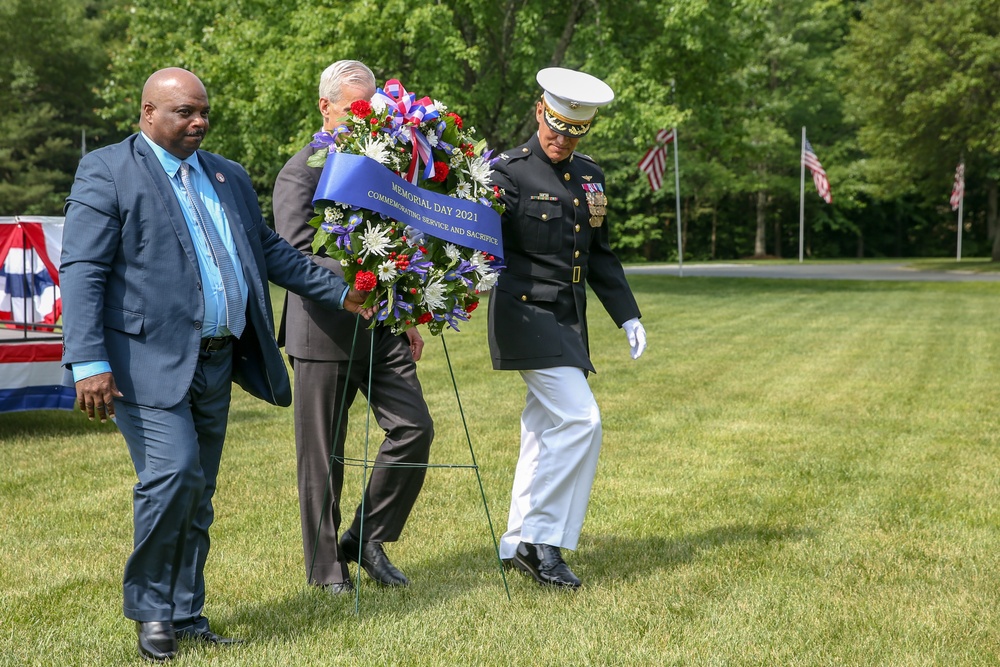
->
[344,288,375,319]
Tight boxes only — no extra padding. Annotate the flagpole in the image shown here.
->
[956,158,964,262]
[799,127,806,263]
[668,78,683,278]
[672,126,683,277]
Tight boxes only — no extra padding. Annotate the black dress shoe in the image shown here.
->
[323,579,355,596]
[340,532,410,587]
[136,621,177,662]
[513,542,582,589]
[176,627,244,645]
[175,617,244,646]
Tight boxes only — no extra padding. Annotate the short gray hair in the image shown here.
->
[319,60,376,103]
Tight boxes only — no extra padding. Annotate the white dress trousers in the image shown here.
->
[499,366,603,559]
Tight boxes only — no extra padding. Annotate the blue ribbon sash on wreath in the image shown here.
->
[313,152,504,260]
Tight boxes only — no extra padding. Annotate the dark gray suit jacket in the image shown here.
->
[273,143,378,361]
[61,133,349,408]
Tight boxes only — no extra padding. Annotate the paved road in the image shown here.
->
[624,262,1000,283]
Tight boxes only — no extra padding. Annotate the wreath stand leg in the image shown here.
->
[308,319,511,614]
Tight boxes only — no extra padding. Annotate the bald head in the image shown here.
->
[140,68,211,159]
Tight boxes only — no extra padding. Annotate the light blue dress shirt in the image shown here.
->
[72,133,250,382]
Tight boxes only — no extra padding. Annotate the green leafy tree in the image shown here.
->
[100,0,603,215]
[0,0,123,215]
[841,0,1000,259]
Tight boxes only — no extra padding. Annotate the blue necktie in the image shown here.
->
[179,161,245,338]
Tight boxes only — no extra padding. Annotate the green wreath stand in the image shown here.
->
[307,316,511,612]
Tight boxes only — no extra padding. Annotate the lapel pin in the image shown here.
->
[215,172,226,183]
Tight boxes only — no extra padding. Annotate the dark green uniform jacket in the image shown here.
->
[487,133,641,372]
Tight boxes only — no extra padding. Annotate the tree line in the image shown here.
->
[2,0,998,260]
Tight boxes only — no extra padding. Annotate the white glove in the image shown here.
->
[622,318,646,360]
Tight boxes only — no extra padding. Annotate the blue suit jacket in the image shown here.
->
[61,134,348,408]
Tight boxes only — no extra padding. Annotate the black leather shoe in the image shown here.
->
[513,542,582,589]
[340,532,410,587]
[176,625,243,645]
[323,579,355,596]
[136,621,177,662]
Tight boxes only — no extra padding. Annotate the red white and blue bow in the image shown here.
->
[373,79,440,183]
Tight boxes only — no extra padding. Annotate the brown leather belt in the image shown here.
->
[200,336,234,352]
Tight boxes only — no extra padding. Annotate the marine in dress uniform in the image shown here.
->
[488,68,647,588]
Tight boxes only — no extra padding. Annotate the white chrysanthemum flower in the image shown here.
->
[360,223,393,260]
[455,182,472,199]
[471,252,498,290]
[422,278,447,310]
[370,96,387,115]
[361,134,392,165]
[340,259,349,267]
[377,260,398,283]
[434,99,447,113]
[476,271,499,292]
[444,243,461,263]
[425,130,439,148]
[324,207,343,223]
[467,156,493,189]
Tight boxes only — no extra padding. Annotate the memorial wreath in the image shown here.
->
[308,79,505,336]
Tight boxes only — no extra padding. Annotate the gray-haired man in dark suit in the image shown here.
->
[273,60,434,594]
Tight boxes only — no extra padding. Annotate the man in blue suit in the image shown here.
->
[60,67,371,662]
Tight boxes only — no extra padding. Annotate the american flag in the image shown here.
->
[802,138,832,204]
[950,162,965,211]
[638,128,676,192]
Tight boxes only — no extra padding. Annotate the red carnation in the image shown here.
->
[417,312,433,325]
[430,162,449,183]
[446,112,463,130]
[354,270,377,291]
[465,301,479,313]
[351,100,373,117]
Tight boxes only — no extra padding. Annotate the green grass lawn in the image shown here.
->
[2,275,999,666]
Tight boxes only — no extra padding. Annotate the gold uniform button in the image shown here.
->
[574,198,580,206]
[521,295,528,301]
[574,250,580,258]
[541,213,548,221]
[522,147,529,153]
[575,224,581,232]
[563,173,571,181]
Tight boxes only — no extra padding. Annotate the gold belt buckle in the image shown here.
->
[572,266,581,283]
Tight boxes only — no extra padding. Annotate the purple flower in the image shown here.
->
[404,249,434,278]
[444,269,472,287]
[434,307,470,332]
[309,127,349,148]
[323,213,363,251]
[432,121,456,155]
[377,286,414,322]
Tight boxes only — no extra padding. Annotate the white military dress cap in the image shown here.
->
[536,67,614,137]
